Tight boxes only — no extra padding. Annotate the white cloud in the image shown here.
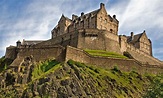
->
[109,0,163,38]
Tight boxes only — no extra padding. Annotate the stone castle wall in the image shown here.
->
[38,29,121,54]
[77,29,106,50]
[119,35,162,65]
[17,46,65,62]
[77,29,121,54]
[10,46,65,68]
[126,44,162,65]
[5,46,17,60]
[65,46,163,74]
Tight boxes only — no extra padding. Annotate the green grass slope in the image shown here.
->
[85,49,128,59]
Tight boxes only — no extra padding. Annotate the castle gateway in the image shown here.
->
[5,3,162,69]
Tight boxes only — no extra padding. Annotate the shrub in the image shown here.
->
[41,60,59,72]
[113,66,119,72]
[67,59,75,66]
[0,56,13,72]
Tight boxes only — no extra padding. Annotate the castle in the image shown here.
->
[5,3,162,72]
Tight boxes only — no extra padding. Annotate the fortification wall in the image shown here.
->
[77,29,106,50]
[126,44,162,66]
[119,35,127,53]
[65,46,163,74]
[105,37,121,54]
[17,46,65,62]
[77,29,121,54]
[37,29,121,54]
[5,46,17,60]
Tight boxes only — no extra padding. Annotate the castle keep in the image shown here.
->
[5,3,162,72]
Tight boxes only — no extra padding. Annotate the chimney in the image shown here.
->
[100,3,105,9]
[131,32,134,40]
[113,15,116,19]
[143,30,146,33]
[81,12,84,16]
[16,40,21,48]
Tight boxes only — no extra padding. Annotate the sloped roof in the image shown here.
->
[127,33,143,43]
[73,9,100,23]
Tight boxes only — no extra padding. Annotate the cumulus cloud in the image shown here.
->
[108,0,162,31]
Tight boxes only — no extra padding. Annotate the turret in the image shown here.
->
[131,32,134,40]
[81,12,84,16]
[16,40,21,48]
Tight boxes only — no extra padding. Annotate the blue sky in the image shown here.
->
[0,0,163,61]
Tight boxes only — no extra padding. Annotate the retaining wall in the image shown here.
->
[65,46,163,74]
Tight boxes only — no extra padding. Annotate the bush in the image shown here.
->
[75,62,85,68]
[41,60,59,72]
[0,56,13,72]
[67,59,75,66]
[112,66,119,72]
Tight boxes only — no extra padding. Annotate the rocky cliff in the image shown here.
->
[0,57,162,98]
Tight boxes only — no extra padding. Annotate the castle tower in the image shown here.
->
[16,40,21,48]
[96,3,119,35]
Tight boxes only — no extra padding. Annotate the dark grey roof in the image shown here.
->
[73,9,100,23]
[127,33,143,43]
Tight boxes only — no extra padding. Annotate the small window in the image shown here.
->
[110,29,113,33]
[61,38,64,44]
[100,17,102,21]
[104,19,107,23]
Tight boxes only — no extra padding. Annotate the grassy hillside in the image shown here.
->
[85,49,128,59]
[0,58,162,98]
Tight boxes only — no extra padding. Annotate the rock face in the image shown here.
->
[0,58,162,98]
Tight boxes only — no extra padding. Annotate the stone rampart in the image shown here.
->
[18,46,65,61]
[5,46,17,60]
[65,46,163,74]
[10,45,65,68]
[77,29,121,54]
[126,44,162,65]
